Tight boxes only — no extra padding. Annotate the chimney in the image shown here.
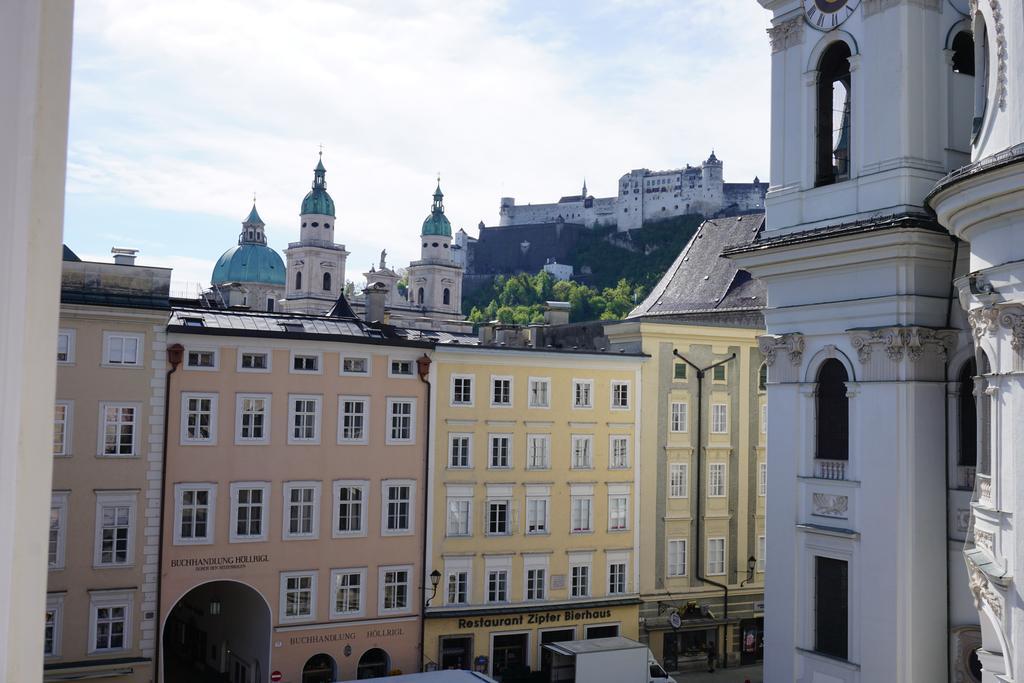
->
[111,247,139,266]
[544,301,570,326]
[363,282,387,323]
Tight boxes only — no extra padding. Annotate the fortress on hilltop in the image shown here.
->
[498,152,767,232]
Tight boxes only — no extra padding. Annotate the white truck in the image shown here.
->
[542,637,676,683]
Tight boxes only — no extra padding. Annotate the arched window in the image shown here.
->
[952,31,975,75]
[417,287,424,305]
[973,15,990,140]
[948,31,976,164]
[815,42,852,187]
[815,359,849,465]
[322,272,331,291]
[443,288,451,305]
[295,271,302,290]
[758,363,768,391]
[958,359,977,472]
[978,350,992,476]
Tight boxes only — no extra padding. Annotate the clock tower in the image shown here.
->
[730,1,978,681]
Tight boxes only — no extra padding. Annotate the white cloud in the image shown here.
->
[67,0,772,289]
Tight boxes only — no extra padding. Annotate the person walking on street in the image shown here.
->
[707,645,717,673]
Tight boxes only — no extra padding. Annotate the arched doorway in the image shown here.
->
[302,653,337,683]
[163,580,270,683]
[356,648,390,679]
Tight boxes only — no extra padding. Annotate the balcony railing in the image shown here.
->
[815,459,847,481]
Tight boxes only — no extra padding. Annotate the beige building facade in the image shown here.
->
[47,252,173,682]
[423,344,644,680]
[160,309,436,683]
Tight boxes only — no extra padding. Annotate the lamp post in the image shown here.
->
[740,556,757,587]
[425,570,442,607]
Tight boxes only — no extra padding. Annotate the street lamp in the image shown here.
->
[740,556,757,587]
[425,569,442,607]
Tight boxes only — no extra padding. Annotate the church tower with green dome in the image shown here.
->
[284,153,349,314]
[404,180,463,317]
[210,203,286,311]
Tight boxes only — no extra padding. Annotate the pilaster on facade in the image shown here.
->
[140,324,168,657]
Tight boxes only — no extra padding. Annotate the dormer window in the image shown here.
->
[815,42,852,187]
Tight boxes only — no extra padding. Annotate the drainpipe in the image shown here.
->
[155,343,184,683]
[416,353,433,672]
[673,349,735,667]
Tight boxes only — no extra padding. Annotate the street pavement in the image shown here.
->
[673,664,763,682]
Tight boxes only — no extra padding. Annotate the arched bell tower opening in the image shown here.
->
[815,41,852,187]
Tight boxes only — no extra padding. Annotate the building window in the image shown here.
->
[292,353,320,373]
[526,568,547,600]
[341,356,369,375]
[527,434,550,470]
[670,402,688,433]
[239,350,270,371]
[89,592,131,653]
[816,359,849,461]
[101,403,138,455]
[708,462,727,497]
[570,564,590,598]
[670,463,688,498]
[608,495,628,531]
[103,333,142,367]
[295,271,302,290]
[815,556,849,659]
[323,272,332,291]
[381,567,411,612]
[611,381,630,409]
[757,535,766,572]
[610,436,630,469]
[447,497,472,537]
[573,380,593,408]
[44,595,63,656]
[283,482,319,540]
[95,492,135,567]
[758,363,768,391]
[331,568,365,617]
[489,434,511,468]
[53,402,71,456]
[759,462,768,496]
[485,569,510,603]
[236,395,269,443]
[334,481,367,537]
[571,496,593,533]
[529,377,550,408]
[668,539,687,577]
[711,403,728,434]
[712,364,726,382]
[761,404,767,434]
[526,497,549,534]
[390,359,414,376]
[49,493,68,570]
[174,484,216,544]
[382,481,414,535]
[673,362,687,380]
[186,349,217,369]
[281,572,316,622]
[56,329,75,364]
[338,396,368,444]
[487,500,510,535]
[446,570,469,606]
[958,359,977,470]
[491,376,512,406]
[571,435,593,469]
[451,374,474,406]
[448,434,472,468]
[608,562,627,595]
[815,41,852,187]
[387,398,415,443]
[230,483,268,542]
[443,288,451,305]
[289,395,321,444]
[181,394,216,444]
[707,538,726,575]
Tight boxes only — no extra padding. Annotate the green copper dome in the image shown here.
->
[211,244,286,286]
[421,182,452,237]
[300,156,336,217]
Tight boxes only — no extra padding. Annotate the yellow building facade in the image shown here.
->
[424,345,644,680]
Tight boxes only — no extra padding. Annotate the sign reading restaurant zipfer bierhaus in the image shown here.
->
[169,554,270,571]
[456,608,613,629]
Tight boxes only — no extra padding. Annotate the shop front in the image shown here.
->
[424,601,640,681]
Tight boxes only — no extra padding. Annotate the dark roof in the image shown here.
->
[722,212,943,255]
[61,289,170,310]
[327,292,357,319]
[62,245,81,262]
[628,214,766,319]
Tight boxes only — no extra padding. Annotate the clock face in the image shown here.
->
[804,0,861,31]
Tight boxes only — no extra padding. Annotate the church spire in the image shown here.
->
[582,178,588,198]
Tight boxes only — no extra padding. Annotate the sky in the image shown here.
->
[64,0,772,293]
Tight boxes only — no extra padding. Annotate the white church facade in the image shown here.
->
[729,0,999,681]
